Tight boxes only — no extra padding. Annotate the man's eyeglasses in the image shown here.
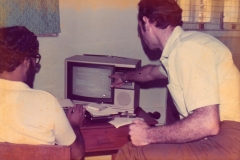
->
[28,53,41,64]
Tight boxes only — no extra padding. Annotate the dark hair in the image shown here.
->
[138,0,183,30]
[0,26,39,73]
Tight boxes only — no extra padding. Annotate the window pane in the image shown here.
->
[194,0,212,22]
[177,0,192,22]
[224,0,240,22]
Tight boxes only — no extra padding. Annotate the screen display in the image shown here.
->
[72,66,112,98]
[67,62,114,104]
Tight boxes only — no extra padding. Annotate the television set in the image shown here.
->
[65,55,141,113]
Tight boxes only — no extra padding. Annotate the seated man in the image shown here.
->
[0,26,85,160]
[110,0,240,159]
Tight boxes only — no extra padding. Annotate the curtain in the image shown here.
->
[0,0,60,35]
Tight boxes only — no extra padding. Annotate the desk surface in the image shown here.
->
[80,107,158,154]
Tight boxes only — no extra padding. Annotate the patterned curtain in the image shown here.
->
[0,0,60,35]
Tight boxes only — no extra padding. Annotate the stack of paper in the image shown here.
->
[86,106,118,116]
[109,117,143,128]
[85,103,108,111]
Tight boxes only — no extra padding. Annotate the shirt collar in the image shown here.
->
[161,26,184,59]
[0,79,30,90]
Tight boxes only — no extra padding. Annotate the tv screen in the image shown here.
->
[67,62,115,104]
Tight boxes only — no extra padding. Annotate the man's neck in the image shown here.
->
[156,26,175,50]
[0,68,25,82]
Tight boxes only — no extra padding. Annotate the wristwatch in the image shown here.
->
[120,74,129,83]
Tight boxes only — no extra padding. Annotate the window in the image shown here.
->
[177,0,240,31]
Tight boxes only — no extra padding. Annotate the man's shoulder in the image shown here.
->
[25,89,62,111]
[26,89,57,102]
[179,30,218,45]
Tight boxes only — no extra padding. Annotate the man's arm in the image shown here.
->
[69,126,85,160]
[67,105,85,159]
[129,105,220,146]
[109,64,167,87]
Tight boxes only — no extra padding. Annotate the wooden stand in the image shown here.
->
[80,107,158,159]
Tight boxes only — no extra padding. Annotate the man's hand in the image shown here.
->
[67,104,85,127]
[109,73,124,88]
[129,119,151,146]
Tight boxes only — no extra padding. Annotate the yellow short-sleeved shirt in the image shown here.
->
[0,79,76,145]
[160,26,240,122]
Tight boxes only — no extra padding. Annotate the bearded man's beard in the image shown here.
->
[25,60,36,88]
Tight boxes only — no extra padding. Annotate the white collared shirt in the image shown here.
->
[0,79,76,145]
[160,26,240,121]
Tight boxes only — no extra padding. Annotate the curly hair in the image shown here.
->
[138,0,183,31]
[0,26,39,73]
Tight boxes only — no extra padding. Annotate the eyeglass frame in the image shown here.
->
[26,53,41,64]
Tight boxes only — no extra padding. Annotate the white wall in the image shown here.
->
[35,0,167,118]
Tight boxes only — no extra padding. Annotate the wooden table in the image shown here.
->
[80,107,158,159]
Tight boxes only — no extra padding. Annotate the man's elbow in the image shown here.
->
[70,147,85,160]
[69,141,85,160]
[208,121,220,136]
